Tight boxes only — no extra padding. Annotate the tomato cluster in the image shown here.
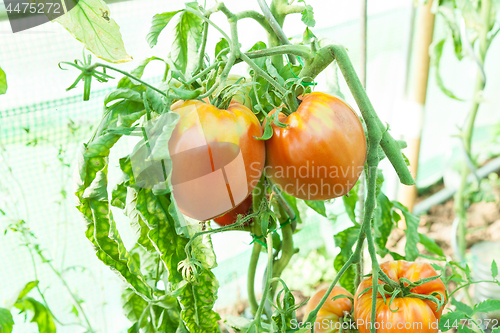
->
[303,260,446,333]
[168,86,367,224]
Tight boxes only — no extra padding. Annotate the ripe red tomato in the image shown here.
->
[213,195,253,226]
[354,260,447,333]
[303,286,353,333]
[265,92,366,200]
[168,100,265,221]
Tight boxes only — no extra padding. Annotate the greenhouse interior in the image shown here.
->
[1,0,500,332]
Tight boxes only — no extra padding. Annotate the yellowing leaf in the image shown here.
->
[55,0,131,63]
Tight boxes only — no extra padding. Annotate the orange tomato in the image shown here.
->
[303,286,353,333]
[213,195,253,226]
[265,92,366,200]
[168,100,265,221]
[354,260,447,333]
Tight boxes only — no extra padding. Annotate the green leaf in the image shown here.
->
[437,1,463,60]
[124,188,156,253]
[254,117,274,140]
[298,0,316,27]
[136,190,188,284]
[14,298,56,333]
[179,271,221,333]
[451,298,473,316]
[215,38,230,60]
[373,192,394,257]
[246,41,268,69]
[118,56,166,89]
[170,4,203,73]
[492,260,498,279]
[147,10,182,47]
[15,281,39,301]
[342,181,359,224]
[430,38,464,101]
[393,201,420,260]
[122,288,148,322]
[302,27,317,44]
[265,59,286,87]
[76,101,153,300]
[111,182,127,210]
[303,200,326,217]
[55,0,131,63]
[419,233,445,257]
[334,226,360,294]
[0,308,14,333]
[104,89,143,106]
[0,66,7,95]
[473,299,500,314]
[439,311,467,331]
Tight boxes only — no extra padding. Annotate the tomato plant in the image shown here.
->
[265,92,366,200]
[169,99,265,221]
[50,0,500,332]
[354,261,446,333]
[303,286,353,333]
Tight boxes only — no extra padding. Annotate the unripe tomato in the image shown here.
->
[303,286,353,333]
[214,74,252,109]
[168,100,265,221]
[354,260,447,333]
[265,92,366,200]
[213,195,253,226]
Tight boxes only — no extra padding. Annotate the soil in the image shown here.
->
[387,181,500,258]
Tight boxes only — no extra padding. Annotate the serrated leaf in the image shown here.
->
[439,311,467,331]
[55,0,131,63]
[304,200,326,217]
[170,4,203,73]
[430,38,464,100]
[0,308,14,333]
[393,201,420,260]
[147,10,182,47]
[473,299,500,314]
[298,1,316,27]
[179,271,221,333]
[451,298,473,316]
[419,233,445,257]
[0,66,7,95]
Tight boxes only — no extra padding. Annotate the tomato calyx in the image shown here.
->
[358,273,447,313]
